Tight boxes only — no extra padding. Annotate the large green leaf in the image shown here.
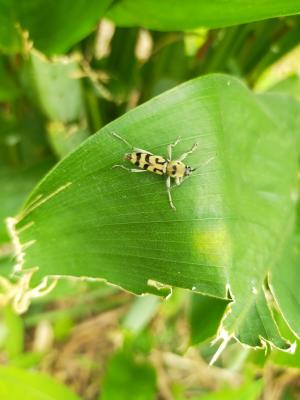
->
[0,0,112,55]
[107,0,300,30]
[8,75,300,352]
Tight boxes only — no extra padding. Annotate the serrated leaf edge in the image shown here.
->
[210,283,296,365]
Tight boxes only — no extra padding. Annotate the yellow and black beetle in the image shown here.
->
[112,132,200,211]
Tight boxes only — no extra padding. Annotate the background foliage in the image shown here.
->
[0,1,300,399]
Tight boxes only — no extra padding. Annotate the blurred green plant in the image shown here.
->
[0,365,81,399]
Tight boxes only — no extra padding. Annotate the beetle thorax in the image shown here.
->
[167,160,186,178]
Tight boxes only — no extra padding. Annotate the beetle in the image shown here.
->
[111,132,199,211]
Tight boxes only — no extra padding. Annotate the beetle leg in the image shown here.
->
[178,142,198,161]
[112,165,147,172]
[166,176,176,211]
[175,176,183,186]
[167,137,181,160]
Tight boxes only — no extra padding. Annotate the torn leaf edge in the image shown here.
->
[209,283,296,365]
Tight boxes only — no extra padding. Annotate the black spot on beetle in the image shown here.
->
[155,157,167,165]
[135,153,142,166]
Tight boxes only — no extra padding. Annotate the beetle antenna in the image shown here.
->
[202,155,215,167]
[111,131,134,149]
[194,155,215,170]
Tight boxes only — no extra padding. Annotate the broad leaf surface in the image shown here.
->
[12,75,300,349]
[107,0,300,30]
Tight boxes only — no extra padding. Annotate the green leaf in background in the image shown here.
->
[254,44,300,93]
[270,234,300,339]
[267,74,300,102]
[122,295,159,334]
[188,293,228,345]
[0,57,20,102]
[1,305,24,359]
[255,72,300,346]
[193,379,263,400]
[0,0,22,54]
[107,0,300,30]
[248,23,300,84]
[260,80,300,347]
[101,350,156,400]
[26,49,89,157]
[0,0,112,55]
[0,255,14,279]
[271,306,300,369]
[9,74,300,353]
[0,162,52,244]
[219,91,299,356]
[27,50,85,123]
[0,366,81,400]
